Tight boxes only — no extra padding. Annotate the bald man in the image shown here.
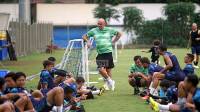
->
[189,23,200,68]
[83,18,121,91]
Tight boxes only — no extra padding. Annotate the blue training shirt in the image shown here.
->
[183,64,194,76]
[148,63,163,75]
[40,70,55,89]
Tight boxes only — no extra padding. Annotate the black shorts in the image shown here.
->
[96,52,114,69]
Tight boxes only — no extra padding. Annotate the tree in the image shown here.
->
[93,6,120,23]
[123,6,144,41]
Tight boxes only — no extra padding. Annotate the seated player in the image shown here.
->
[149,44,185,96]
[150,75,198,112]
[76,77,104,99]
[54,69,68,86]
[10,71,64,112]
[1,73,35,112]
[128,55,148,95]
[39,60,55,90]
[183,53,195,76]
[141,40,161,64]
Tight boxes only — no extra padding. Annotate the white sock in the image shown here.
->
[158,104,170,111]
[106,77,113,85]
[92,90,100,95]
[56,105,63,112]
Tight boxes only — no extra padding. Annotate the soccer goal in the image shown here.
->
[57,38,118,86]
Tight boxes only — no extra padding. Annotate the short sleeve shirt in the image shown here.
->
[130,64,148,75]
[87,27,118,54]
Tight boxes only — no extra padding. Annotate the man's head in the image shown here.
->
[54,70,67,84]
[158,44,167,55]
[14,72,26,88]
[76,77,85,88]
[192,23,198,31]
[133,55,142,67]
[48,57,56,63]
[141,57,150,68]
[97,18,106,30]
[4,72,16,88]
[184,53,194,64]
[184,74,199,91]
[43,60,54,71]
[153,40,161,46]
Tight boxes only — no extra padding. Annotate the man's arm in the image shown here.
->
[82,34,92,48]
[112,32,122,44]
[159,55,173,73]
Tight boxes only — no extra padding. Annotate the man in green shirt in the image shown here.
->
[83,18,121,91]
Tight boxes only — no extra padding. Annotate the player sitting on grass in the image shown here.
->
[39,60,55,90]
[150,74,198,112]
[76,77,104,99]
[141,40,161,64]
[183,53,195,76]
[149,44,185,96]
[2,73,35,112]
[128,55,148,95]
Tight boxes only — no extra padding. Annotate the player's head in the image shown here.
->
[158,44,167,55]
[192,23,197,30]
[48,57,56,63]
[54,70,67,84]
[63,86,74,98]
[160,79,176,91]
[184,74,199,91]
[14,72,26,88]
[133,55,142,67]
[97,18,106,30]
[76,77,85,88]
[0,77,5,91]
[141,57,150,68]
[5,72,16,88]
[43,60,54,70]
[184,53,194,63]
[153,40,161,46]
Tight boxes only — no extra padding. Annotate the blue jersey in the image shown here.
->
[148,63,163,75]
[164,52,182,72]
[59,82,77,97]
[183,64,194,76]
[193,88,200,111]
[166,85,178,103]
[4,87,24,94]
[40,70,55,89]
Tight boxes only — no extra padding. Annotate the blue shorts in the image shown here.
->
[191,46,200,55]
[30,96,53,112]
[165,71,185,82]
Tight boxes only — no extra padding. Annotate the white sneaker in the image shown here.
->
[194,65,199,69]
[111,80,115,91]
[103,82,110,90]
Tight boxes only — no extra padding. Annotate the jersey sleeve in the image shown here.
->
[109,28,118,37]
[86,29,95,38]
[130,64,136,73]
[40,71,49,84]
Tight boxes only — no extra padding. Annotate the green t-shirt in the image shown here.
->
[87,27,118,54]
[129,64,148,75]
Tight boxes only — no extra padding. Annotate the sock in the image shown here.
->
[106,77,113,85]
[92,90,100,95]
[158,104,170,111]
[149,82,153,90]
[56,105,63,112]
[177,98,186,105]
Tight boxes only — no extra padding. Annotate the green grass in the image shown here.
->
[1,48,200,112]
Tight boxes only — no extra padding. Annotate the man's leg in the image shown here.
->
[0,102,15,112]
[14,95,35,112]
[106,68,112,78]
[47,87,64,112]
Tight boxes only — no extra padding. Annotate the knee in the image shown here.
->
[99,67,106,73]
[53,87,64,94]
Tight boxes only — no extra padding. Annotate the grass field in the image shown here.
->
[1,48,199,112]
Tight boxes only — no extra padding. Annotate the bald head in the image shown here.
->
[192,23,198,31]
[97,18,106,30]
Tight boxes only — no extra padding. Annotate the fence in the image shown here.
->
[8,21,53,56]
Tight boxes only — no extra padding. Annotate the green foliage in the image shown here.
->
[93,6,120,22]
[123,7,144,35]
[95,0,120,6]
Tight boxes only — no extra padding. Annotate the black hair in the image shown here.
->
[4,72,15,80]
[13,72,26,82]
[186,53,194,62]
[159,44,167,52]
[160,79,176,88]
[186,74,199,87]
[48,57,56,62]
[43,60,54,68]
[133,55,141,61]
[76,77,85,84]
[0,77,5,88]
[55,69,67,77]
[153,40,161,46]
[141,57,150,64]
